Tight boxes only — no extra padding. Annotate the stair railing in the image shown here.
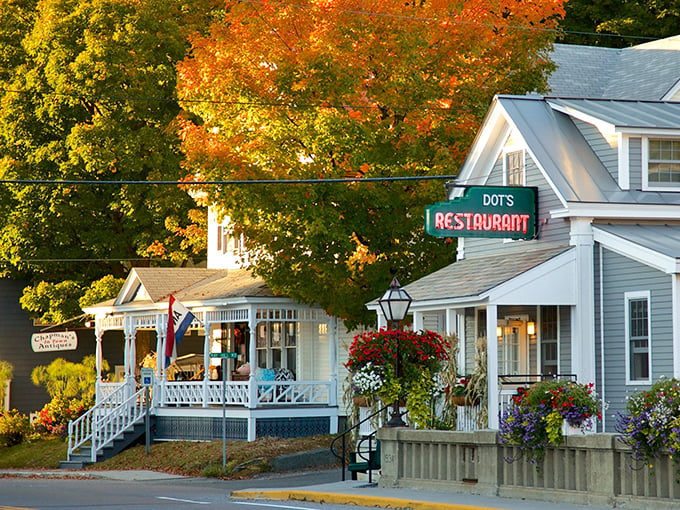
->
[67,385,147,463]
[330,402,395,481]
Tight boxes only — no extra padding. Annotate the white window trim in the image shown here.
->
[642,136,680,192]
[624,290,652,385]
[502,146,525,186]
[618,133,630,190]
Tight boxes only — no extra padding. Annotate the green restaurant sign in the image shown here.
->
[425,186,538,239]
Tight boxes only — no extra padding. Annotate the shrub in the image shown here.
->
[33,395,92,438]
[0,409,32,447]
[616,377,680,470]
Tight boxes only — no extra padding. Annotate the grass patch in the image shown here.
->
[0,436,68,469]
[0,433,336,479]
[90,434,335,478]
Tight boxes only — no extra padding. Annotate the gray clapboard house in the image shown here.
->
[370,35,680,432]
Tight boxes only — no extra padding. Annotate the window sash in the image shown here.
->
[648,139,680,184]
[506,150,524,186]
[627,296,650,382]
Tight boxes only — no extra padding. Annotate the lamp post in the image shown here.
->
[378,277,412,427]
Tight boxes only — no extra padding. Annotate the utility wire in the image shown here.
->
[0,175,457,186]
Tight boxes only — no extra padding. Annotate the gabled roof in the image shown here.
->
[549,97,680,130]
[594,223,680,273]
[111,267,273,308]
[550,37,680,100]
[459,95,680,209]
[396,245,571,303]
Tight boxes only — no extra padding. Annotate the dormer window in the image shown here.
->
[505,150,525,186]
[643,137,680,190]
[648,139,680,186]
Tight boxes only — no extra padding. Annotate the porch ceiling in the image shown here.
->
[393,245,574,307]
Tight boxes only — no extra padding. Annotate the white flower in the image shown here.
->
[352,362,384,394]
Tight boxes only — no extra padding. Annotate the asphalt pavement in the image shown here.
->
[0,469,616,510]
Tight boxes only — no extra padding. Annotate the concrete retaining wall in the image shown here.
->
[378,428,680,510]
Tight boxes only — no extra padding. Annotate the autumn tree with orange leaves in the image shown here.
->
[178,0,566,327]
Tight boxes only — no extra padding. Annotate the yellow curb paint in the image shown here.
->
[230,490,507,510]
[0,507,37,510]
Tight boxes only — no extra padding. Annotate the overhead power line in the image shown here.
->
[0,175,457,186]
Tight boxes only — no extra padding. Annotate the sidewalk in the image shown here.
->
[231,478,616,510]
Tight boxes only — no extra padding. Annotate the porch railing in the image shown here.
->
[256,380,331,405]
[159,380,332,406]
[67,385,147,463]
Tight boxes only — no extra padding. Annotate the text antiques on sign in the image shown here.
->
[425,186,538,239]
[31,331,78,352]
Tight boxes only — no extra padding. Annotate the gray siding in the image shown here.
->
[629,137,642,190]
[464,308,477,372]
[600,248,672,431]
[0,278,125,415]
[463,151,570,259]
[573,118,618,181]
[559,305,572,375]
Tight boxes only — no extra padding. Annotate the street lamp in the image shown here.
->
[378,278,412,427]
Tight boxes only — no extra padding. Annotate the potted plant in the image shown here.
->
[616,377,680,472]
[499,379,601,465]
[450,376,477,406]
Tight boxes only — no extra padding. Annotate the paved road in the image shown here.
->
[0,468,616,510]
[0,469,356,510]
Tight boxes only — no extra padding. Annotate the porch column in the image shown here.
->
[570,217,596,385]
[446,308,464,374]
[124,315,136,398]
[486,305,499,429]
[202,324,211,408]
[248,306,258,409]
[247,307,257,441]
[329,317,338,413]
[94,321,103,402]
[413,311,423,332]
[155,314,166,408]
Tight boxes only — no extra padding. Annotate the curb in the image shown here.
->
[230,489,507,510]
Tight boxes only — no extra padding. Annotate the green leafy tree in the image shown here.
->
[31,355,107,401]
[0,360,13,407]
[559,0,680,47]
[177,0,566,327]
[0,0,220,319]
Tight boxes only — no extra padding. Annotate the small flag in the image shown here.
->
[165,295,195,367]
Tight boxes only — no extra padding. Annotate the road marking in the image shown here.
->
[157,496,211,505]
[233,502,319,510]
[0,507,37,510]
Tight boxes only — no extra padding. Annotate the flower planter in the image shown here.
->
[562,417,595,436]
[353,396,370,407]
[451,395,478,406]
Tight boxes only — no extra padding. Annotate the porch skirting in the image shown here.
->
[152,407,335,442]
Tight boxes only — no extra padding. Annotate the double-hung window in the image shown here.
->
[646,138,680,188]
[625,291,651,383]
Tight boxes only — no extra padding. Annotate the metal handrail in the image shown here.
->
[330,402,394,481]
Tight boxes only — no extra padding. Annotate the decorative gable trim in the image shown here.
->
[662,78,680,101]
[115,269,144,306]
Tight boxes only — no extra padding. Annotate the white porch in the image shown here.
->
[88,300,341,443]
